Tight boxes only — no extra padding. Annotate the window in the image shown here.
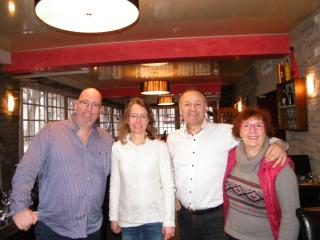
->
[47,92,65,122]
[152,106,177,136]
[67,97,76,118]
[21,87,123,154]
[22,88,45,152]
[100,105,112,134]
[207,106,215,122]
[112,107,122,138]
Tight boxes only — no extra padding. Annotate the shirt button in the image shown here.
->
[189,191,192,193]
[192,151,195,154]
[190,178,192,180]
[192,165,194,167]
[87,177,90,181]
[193,139,196,141]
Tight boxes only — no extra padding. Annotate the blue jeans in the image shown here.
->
[121,222,163,240]
[34,221,101,240]
[225,235,239,240]
[177,205,225,240]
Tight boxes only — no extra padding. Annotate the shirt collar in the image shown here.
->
[68,113,98,134]
[126,133,149,146]
[182,119,209,136]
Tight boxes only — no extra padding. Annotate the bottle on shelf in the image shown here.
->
[284,59,291,81]
[287,86,295,105]
[277,61,286,83]
[281,88,287,106]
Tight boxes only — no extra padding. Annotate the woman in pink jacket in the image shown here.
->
[223,108,300,240]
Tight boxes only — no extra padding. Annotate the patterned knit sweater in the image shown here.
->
[224,139,300,240]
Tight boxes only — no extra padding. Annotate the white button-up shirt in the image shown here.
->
[167,121,237,210]
[109,136,175,227]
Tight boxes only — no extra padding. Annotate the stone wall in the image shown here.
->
[0,69,20,191]
[288,9,320,174]
[256,9,320,174]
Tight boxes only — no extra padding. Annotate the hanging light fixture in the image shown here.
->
[141,80,169,95]
[141,62,168,67]
[34,0,139,33]
[158,96,174,106]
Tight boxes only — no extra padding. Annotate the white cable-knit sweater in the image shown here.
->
[109,135,176,227]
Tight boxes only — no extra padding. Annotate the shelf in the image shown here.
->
[276,78,308,131]
[278,104,296,109]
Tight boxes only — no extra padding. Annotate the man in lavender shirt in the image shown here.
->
[10,88,113,240]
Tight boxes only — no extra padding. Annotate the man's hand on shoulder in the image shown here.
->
[265,142,287,167]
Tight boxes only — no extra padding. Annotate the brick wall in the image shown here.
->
[0,69,20,191]
[287,9,320,174]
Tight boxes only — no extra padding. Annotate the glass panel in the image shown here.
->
[23,104,28,119]
[23,121,28,136]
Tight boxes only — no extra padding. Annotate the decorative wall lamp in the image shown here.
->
[7,94,15,112]
[306,72,316,97]
[34,0,139,33]
[158,96,174,106]
[234,97,246,112]
[141,80,169,95]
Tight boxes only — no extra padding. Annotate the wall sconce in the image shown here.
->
[234,97,245,112]
[306,72,316,97]
[7,94,15,112]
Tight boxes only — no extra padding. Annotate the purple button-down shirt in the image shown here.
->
[11,117,113,238]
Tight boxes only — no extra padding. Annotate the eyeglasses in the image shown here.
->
[129,113,148,120]
[241,122,265,131]
[79,100,101,110]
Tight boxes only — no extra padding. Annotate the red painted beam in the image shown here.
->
[3,35,289,73]
[100,83,221,98]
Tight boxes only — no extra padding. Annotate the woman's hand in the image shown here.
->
[175,198,181,211]
[162,226,175,240]
[265,142,286,167]
[110,221,121,234]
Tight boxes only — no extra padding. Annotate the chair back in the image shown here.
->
[296,207,320,240]
[289,155,311,177]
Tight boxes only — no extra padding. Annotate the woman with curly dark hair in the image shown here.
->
[223,108,300,240]
[109,97,175,240]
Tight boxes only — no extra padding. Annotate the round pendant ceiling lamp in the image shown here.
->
[34,0,139,33]
[141,80,170,95]
[158,96,174,106]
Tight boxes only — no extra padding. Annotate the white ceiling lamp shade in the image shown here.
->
[141,80,170,95]
[34,0,139,33]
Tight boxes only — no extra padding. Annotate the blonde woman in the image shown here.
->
[109,97,175,240]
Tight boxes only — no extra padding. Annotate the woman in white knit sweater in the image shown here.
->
[109,97,176,240]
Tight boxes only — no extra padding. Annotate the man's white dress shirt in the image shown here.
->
[167,121,237,210]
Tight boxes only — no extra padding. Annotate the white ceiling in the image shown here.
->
[1,0,319,92]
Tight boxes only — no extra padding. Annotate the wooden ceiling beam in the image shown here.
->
[3,35,289,73]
